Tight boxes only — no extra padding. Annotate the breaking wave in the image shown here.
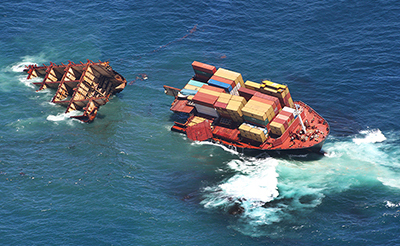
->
[353,129,386,145]
[47,111,83,125]
[200,129,400,236]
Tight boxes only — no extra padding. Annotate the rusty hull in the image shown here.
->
[24,60,126,122]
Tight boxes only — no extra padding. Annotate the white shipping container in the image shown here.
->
[230,82,241,96]
[282,106,295,114]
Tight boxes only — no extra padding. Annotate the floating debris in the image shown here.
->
[24,60,126,122]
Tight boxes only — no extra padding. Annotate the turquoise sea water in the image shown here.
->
[1,0,400,245]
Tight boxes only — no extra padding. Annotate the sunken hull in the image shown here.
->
[24,60,126,122]
[165,61,330,156]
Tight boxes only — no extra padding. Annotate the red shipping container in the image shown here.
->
[192,92,218,108]
[214,101,227,110]
[212,126,240,142]
[279,110,294,122]
[192,61,217,75]
[194,74,210,83]
[251,96,275,106]
[187,120,213,141]
[238,87,257,101]
[254,92,280,108]
[273,117,289,129]
[209,75,236,87]
[201,84,225,93]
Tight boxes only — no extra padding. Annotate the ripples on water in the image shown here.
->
[1,0,400,245]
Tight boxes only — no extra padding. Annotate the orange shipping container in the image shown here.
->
[214,68,244,86]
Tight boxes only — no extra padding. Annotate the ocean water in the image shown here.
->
[1,0,400,245]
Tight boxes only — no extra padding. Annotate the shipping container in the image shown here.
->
[208,79,232,92]
[192,61,217,75]
[244,80,261,91]
[180,89,198,96]
[198,87,222,97]
[188,79,207,88]
[269,121,286,136]
[273,117,289,130]
[238,87,257,101]
[183,84,201,91]
[209,75,236,87]
[187,116,207,127]
[195,104,219,118]
[192,92,218,108]
[214,68,244,86]
[217,93,232,104]
[212,126,240,142]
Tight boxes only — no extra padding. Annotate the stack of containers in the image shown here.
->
[253,92,282,115]
[239,123,268,143]
[192,61,216,82]
[281,106,296,119]
[208,76,236,94]
[192,92,219,118]
[180,79,206,97]
[213,68,244,96]
[241,97,275,127]
[261,80,294,108]
[226,95,247,123]
[244,80,261,91]
[187,116,208,127]
[214,93,232,118]
[269,107,294,136]
[238,87,257,101]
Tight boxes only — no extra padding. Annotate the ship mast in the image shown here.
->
[295,104,307,133]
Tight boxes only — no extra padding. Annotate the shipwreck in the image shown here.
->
[24,60,126,122]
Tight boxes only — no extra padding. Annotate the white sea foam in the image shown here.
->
[201,157,280,224]
[192,141,240,156]
[47,111,82,125]
[200,128,400,234]
[353,129,386,145]
[11,61,38,73]
[385,201,400,208]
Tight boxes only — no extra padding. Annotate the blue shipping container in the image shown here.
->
[180,89,198,96]
[188,79,207,88]
[208,79,232,92]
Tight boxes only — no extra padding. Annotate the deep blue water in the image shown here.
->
[1,0,400,245]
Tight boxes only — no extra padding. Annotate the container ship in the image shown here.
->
[164,61,330,155]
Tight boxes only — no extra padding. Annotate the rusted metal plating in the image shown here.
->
[24,60,126,122]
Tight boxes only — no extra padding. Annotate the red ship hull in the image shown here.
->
[170,100,330,156]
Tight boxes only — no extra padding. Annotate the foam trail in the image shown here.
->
[353,129,386,145]
[200,129,400,237]
[193,141,240,156]
[47,111,83,125]
[201,157,280,224]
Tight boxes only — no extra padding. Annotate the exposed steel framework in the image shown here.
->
[24,60,126,122]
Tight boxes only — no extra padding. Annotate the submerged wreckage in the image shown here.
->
[24,60,126,122]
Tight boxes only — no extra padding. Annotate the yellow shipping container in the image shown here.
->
[239,125,251,139]
[198,88,222,97]
[269,121,286,136]
[244,80,261,91]
[214,68,244,86]
[230,95,247,105]
[249,128,267,142]
[288,97,294,108]
[218,93,232,104]
[262,80,287,90]
[187,95,194,101]
[188,116,207,127]
[261,87,279,97]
